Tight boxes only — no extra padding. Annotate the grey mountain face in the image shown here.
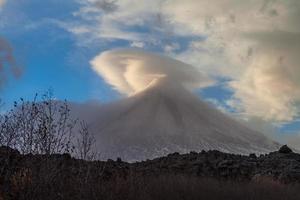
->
[73,79,280,161]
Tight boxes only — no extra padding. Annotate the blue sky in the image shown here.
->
[1,0,300,140]
[1,0,119,104]
[0,0,205,105]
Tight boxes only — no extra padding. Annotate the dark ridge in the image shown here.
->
[279,144,293,154]
[1,145,300,200]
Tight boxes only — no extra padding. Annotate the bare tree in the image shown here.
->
[12,96,40,153]
[0,91,77,155]
[0,99,25,149]
[0,91,100,160]
[76,121,97,160]
[35,91,76,155]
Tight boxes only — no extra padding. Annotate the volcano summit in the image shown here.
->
[74,78,279,161]
[69,49,280,161]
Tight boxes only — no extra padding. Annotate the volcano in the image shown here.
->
[77,78,280,161]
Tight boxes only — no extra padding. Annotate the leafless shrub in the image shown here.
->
[0,91,100,159]
[34,91,76,155]
[76,121,97,160]
[10,95,40,153]
[0,91,78,155]
[0,100,23,149]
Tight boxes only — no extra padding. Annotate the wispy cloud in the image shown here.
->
[93,0,118,13]
[62,0,300,123]
[164,0,300,122]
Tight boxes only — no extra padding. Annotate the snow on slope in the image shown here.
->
[74,78,280,161]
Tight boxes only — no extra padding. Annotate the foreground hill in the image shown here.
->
[1,145,300,200]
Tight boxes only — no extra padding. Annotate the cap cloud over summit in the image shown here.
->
[91,49,214,95]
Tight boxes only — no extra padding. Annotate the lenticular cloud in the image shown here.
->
[90,49,213,95]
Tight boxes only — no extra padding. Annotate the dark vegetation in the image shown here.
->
[1,94,300,199]
[1,145,300,200]
[0,91,96,159]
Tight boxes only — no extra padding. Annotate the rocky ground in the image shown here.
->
[1,145,300,200]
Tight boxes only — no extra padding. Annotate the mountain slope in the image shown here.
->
[79,79,280,161]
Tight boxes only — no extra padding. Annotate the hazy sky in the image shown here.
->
[1,0,300,141]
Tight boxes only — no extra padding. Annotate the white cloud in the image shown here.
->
[227,31,300,121]
[164,43,180,53]
[70,0,163,43]
[90,49,213,95]
[130,41,144,48]
[162,0,300,122]
[68,0,300,122]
